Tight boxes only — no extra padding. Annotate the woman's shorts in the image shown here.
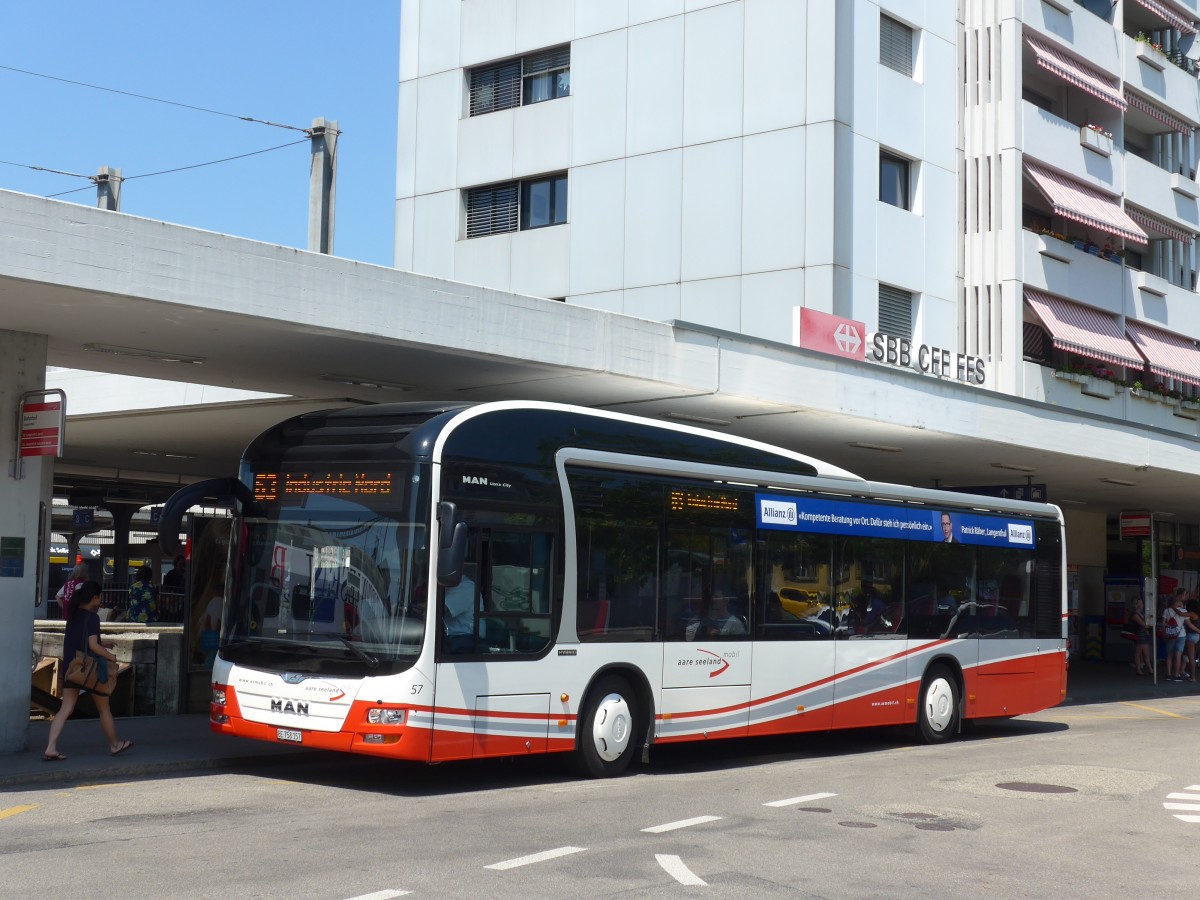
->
[1167,634,1187,654]
[1188,632,1199,645]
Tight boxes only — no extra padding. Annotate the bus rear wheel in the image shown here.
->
[576,675,638,778]
[918,664,960,744]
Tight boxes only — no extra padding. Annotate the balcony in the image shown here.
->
[1125,266,1200,340]
[1023,361,1200,434]
[1124,151,1200,234]
[1022,229,1124,316]
[1022,102,1120,193]
[1022,0,1121,78]
[1123,32,1200,129]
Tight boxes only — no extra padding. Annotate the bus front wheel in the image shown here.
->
[918,664,960,744]
[576,675,638,778]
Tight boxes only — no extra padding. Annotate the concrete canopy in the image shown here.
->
[1,189,1197,519]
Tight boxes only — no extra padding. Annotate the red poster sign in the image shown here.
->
[1119,511,1152,540]
[20,400,63,458]
[795,307,866,361]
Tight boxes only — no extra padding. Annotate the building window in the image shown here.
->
[521,174,568,230]
[522,46,571,105]
[466,174,568,238]
[469,45,570,117]
[880,151,911,210]
[879,284,914,340]
[880,14,914,77]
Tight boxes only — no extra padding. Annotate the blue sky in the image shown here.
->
[3,2,400,267]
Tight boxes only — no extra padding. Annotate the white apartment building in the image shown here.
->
[395,0,958,349]
[395,0,1200,424]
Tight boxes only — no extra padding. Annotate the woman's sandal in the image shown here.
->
[42,752,67,762]
[110,740,133,757]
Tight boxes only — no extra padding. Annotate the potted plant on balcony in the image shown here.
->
[1130,380,1154,400]
[1081,362,1121,398]
[1080,123,1114,157]
[1054,364,1087,384]
[1134,32,1168,69]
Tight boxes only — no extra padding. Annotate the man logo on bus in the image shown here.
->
[271,699,309,716]
[760,499,797,524]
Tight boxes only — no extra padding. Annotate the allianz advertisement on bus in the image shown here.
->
[756,493,1035,548]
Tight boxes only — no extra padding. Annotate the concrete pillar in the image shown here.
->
[103,504,135,597]
[307,118,338,254]
[0,330,53,754]
[95,166,123,212]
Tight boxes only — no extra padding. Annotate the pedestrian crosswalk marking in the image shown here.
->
[1164,785,1200,823]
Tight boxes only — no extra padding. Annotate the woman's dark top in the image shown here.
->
[64,608,100,663]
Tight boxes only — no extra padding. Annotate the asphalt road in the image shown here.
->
[3,695,1197,898]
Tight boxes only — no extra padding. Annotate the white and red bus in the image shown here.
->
[159,401,1066,777]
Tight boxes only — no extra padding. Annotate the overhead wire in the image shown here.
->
[0,63,310,133]
[4,139,310,193]
[0,64,332,203]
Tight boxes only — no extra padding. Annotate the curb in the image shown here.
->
[0,749,329,790]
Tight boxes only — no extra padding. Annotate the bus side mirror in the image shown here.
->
[157,477,260,556]
[436,502,468,587]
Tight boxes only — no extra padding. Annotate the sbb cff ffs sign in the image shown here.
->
[869,333,986,386]
[795,308,986,386]
[795,308,864,360]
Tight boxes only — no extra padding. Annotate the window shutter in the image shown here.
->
[522,45,570,76]
[878,285,913,340]
[469,60,522,116]
[466,182,519,238]
[880,15,914,77]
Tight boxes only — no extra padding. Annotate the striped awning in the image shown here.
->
[1133,0,1197,35]
[1126,321,1200,386]
[1127,205,1195,244]
[1124,88,1194,134]
[1024,288,1143,368]
[1024,160,1149,245]
[1024,33,1126,111]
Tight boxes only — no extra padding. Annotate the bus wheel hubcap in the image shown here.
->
[925,678,954,732]
[592,692,631,762]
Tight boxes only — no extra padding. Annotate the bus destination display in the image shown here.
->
[253,471,394,502]
[669,489,741,514]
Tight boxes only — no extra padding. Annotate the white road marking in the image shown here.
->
[642,815,722,833]
[485,846,587,870]
[344,891,411,900]
[1163,785,1200,823]
[764,792,838,808]
[657,854,708,886]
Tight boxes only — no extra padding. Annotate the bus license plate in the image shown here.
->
[277,728,302,743]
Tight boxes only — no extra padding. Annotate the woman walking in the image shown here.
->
[43,581,132,761]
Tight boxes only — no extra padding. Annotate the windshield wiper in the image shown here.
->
[338,636,379,669]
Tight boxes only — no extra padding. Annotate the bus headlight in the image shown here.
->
[212,688,227,707]
[367,708,405,725]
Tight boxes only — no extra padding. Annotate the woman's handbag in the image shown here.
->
[64,650,117,696]
[1120,625,1139,641]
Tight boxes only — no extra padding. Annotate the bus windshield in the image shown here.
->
[220,466,430,672]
